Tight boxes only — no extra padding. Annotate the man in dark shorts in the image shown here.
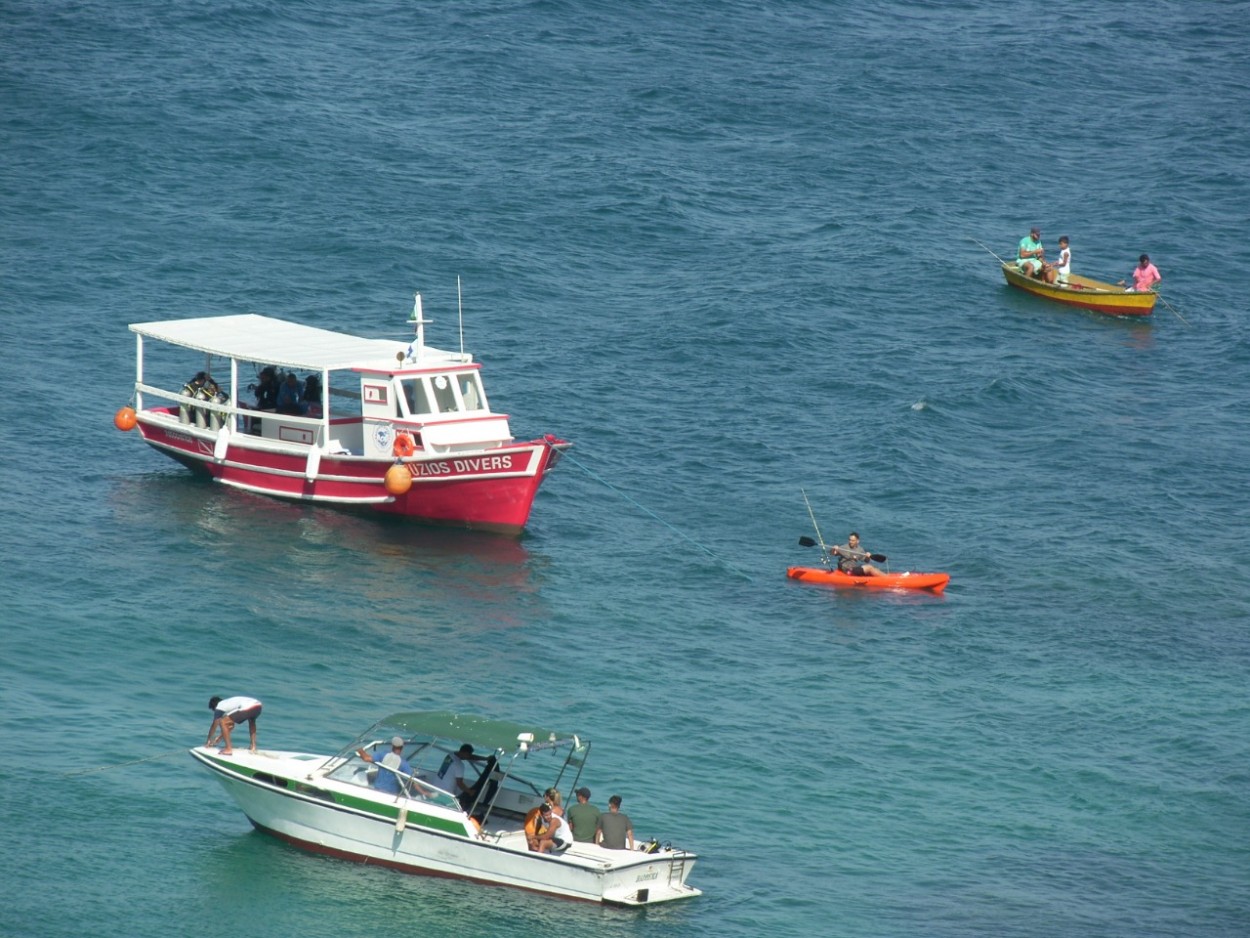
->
[206,695,262,755]
[831,532,883,577]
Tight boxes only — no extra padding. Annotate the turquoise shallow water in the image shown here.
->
[3,2,1249,936]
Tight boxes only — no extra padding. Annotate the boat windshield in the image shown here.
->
[327,712,590,817]
[397,373,485,418]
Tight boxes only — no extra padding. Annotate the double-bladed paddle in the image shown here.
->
[797,535,886,563]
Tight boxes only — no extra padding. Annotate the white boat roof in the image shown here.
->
[130,313,465,372]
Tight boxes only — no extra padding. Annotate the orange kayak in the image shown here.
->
[786,566,950,593]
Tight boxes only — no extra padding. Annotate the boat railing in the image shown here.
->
[136,381,331,443]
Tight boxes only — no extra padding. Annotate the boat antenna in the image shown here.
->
[408,292,429,364]
[800,487,832,566]
[457,275,465,357]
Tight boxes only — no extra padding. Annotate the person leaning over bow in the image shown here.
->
[830,532,883,577]
[206,695,262,755]
[1016,226,1046,279]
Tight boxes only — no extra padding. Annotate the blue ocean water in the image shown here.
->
[3,2,1249,936]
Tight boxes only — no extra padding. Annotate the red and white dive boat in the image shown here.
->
[120,294,569,534]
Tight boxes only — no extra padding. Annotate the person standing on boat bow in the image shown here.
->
[831,532,884,577]
[1017,227,1048,280]
[206,695,262,755]
[356,737,412,796]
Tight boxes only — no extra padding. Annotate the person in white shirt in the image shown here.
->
[205,695,262,754]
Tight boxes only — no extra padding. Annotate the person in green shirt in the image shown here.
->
[1017,226,1046,278]
[565,787,601,843]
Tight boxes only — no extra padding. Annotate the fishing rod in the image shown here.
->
[970,237,1010,266]
[800,487,831,566]
[1155,292,1190,327]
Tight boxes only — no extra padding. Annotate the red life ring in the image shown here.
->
[393,432,416,458]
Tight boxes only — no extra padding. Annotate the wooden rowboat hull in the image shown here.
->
[1000,263,1156,316]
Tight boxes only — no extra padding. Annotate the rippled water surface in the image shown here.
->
[3,2,1248,936]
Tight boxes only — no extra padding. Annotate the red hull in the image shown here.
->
[139,420,565,534]
[786,566,950,592]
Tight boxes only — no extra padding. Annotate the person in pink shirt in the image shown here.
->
[1120,254,1161,292]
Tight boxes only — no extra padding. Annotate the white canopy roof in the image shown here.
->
[130,314,464,372]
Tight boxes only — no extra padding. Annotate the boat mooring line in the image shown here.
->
[64,749,187,776]
[561,451,754,581]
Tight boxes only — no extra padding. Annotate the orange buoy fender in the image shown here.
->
[393,432,416,458]
[384,463,413,496]
[114,406,137,431]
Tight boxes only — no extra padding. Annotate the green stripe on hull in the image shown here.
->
[207,754,470,837]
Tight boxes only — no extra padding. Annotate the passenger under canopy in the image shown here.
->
[323,711,590,822]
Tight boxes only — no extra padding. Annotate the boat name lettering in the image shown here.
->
[416,455,514,476]
[635,870,659,882]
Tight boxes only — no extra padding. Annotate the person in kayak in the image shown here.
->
[831,533,883,576]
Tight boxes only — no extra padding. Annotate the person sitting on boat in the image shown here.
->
[1048,235,1071,285]
[524,802,558,853]
[594,795,634,850]
[1120,253,1161,292]
[565,787,600,843]
[356,736,411,796]
[302,374,324,419]
[1016,227,1047,279]
[275,372,306,416]
[543,788,572,847]
[436,743,483,802]
[251,367,280,411]
[830,532,883,577]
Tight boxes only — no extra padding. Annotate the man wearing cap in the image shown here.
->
[356,737,411,796]
[1017,226,1047,279]
[436,743,482,800]
[565,787,601,843]
[205,695,262,755]
[594,794,634,850]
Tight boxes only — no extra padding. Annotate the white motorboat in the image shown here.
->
[190,711,702,906]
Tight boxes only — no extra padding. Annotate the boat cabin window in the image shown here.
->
[400,378,432,417]
[398,373,481,416]
[457,373,482,411]
[431,374,458,413]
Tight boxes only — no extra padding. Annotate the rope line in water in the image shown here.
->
[561,451,754,581]
[64,749,187,776]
